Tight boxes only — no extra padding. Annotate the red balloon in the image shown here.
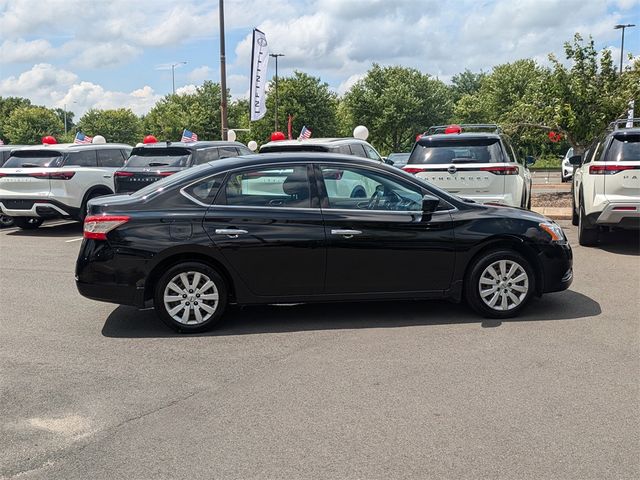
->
[271,131,286,141]
[42,135,57,144]
[444,124,462,134]
[143,135,158,144]
[416,133,423,141]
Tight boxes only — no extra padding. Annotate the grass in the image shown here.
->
[530,155,561,170]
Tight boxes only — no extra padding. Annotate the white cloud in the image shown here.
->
[0,63,77,101]
[187,66,215,83]
[176,84,198,95]
[0,39,56,63]
[70,42,142,69]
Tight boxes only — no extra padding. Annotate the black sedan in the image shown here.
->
[76,153,572,332]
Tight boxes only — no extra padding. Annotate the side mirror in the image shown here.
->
[383,157,394,165]
[568,155,582,166]
[525,155,536,165]
[422,194,439,215]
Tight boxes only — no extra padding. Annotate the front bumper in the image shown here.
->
[596,202,640,228]
[538,242,573,294]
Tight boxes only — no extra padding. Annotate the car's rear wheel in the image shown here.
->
[578,204,598,247]
[154,262,228,333]
[0,215,15,228]
[13,217,44,230]
[79,190,110,221]
[465,250,535,319]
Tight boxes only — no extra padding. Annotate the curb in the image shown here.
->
[532,207,572,221]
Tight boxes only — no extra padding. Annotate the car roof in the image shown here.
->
[611,127,640,137]
[13,143,132,152]
[134,141,248,150]
[260,137,371,149]
[418,132,502,143]
[0,145,28,151]
[205,152,382,171]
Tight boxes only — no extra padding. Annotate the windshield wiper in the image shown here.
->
[147,162,170,167]
[19,163,42,168]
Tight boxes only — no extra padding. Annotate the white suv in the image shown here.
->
[0,143,132,229]
[403,125,534,208]
[570,120,640,246]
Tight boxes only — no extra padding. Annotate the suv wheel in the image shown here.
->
[465,250,535,319]
[154,262,228,333]
[571,190,579,226]
[578,203,598,247]
[0,215,15,228]
[80,190,108,221]
[14,217,44,230]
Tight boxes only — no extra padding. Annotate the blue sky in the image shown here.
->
[1,0,638,117]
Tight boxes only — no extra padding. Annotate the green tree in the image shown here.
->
[144,81,224,141]
[77,108,142,145]
[248,71,339,144]
[450,69,486,103]
[0,96,32,142]
[4,106,63,144]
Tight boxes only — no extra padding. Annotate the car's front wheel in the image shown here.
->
[13,217,44,230]
[154,262,228,333]
[0,215,15,228]
[465,250,535,319]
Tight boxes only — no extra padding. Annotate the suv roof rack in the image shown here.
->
[609,118,640,130]
[426,124,502,135]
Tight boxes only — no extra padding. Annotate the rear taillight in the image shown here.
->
[158,171,175,177]
[480,166,519,175]
[28,172,75,180]
[114,171,134,177]
[589,164,636,175]
[84,215,130,240]
[612,206,637,211]
[402,167,425,174]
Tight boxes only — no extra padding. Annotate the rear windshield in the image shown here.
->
[408,138,504,164]
[609,135,640,161]
[3,150,64,168]
[125,147,192,168]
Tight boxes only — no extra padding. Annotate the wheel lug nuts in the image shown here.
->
[189,289,193,293]
[185,302,190,306]
[182,294,187,298]
[194,301,198,305]
[196,294,200,298]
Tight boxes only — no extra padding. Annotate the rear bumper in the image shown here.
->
[0,198,79,219]
[596,202,640,228]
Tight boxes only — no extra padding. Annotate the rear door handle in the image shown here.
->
[103,175,112,178]
[331,229,362,239]
[214,228,249,238]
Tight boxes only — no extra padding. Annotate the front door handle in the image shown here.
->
[214,228,249,238]
[331,229,362,239]
[103,175,112,178]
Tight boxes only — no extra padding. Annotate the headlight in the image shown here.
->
[539,222,565,242]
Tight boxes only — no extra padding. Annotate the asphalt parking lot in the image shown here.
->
[1,220,638,480]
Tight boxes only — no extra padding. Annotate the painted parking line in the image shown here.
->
[65,237,84,243]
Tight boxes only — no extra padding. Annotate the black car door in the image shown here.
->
[203,163,326,297]
[316,163,455,294]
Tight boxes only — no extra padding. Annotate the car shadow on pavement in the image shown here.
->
[4,221,82,237]
[101,289,601,338]
[596,229,640,256]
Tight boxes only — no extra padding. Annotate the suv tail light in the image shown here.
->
[402,166,425,174]
[480,166,519,175]
[84,215,130,240]
[114,171,134,177]
[28,172,76,180]
[589,164,636,175]
[158,171,175,177]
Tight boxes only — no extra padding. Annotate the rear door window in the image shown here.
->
[363,144,382,161]
[408,138,505,164]
[97,149,126,167]
[196,148,219,164]
[63,150,98,167]
[349,143,367,158]
[182,173,227,205]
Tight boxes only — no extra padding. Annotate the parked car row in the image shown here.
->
[569,118,640,246]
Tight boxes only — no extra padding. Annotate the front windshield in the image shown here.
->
[409,139,504,164]
[125,147,192,168]
[4,151,64,168]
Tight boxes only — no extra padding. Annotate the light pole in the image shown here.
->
[614,24,635,75]
[63,103,67,135]
[269,53,284,132]
[219,0,228,140]
[171,61,187,94]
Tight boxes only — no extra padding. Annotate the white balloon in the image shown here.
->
[227,129,237,142]
[92,135,106,144]
[353,125,369,140]
[247,140,258,152]
[136,143,144,147]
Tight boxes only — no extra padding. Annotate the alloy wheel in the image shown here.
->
[163,271,220,325]
[478,259,529,311]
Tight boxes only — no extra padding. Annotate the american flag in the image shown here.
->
[298,125,312,140]
[181,129,198,142]
[74,132,93,144]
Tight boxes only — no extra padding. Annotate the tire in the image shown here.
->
[350,186,367,198]
[154,262,228,333]
[79,189,111,221]
[578,203,598,247]
[13,217,44,230]
[0,215,14,228]
[571,192,579,226]
[526,191,532,210]
[464,249,535,319]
